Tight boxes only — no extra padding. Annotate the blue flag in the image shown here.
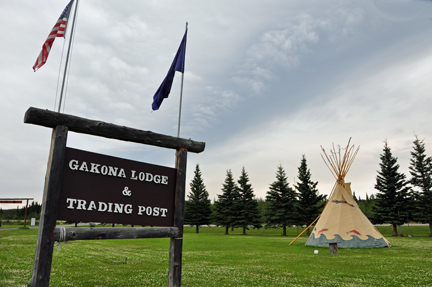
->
[152,30,187,111]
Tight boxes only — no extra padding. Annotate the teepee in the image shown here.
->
[305,139,391,248]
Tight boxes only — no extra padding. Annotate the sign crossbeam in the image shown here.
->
[0,198,34,204]
[0,200,23,203]
[24,107,205,153]
[53,227,179,241]
[0,198,34,200]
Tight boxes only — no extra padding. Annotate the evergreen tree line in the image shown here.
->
[185,136,432,237]
[185,155,326,236]
[0,201,41,220]
[3,136,430,238]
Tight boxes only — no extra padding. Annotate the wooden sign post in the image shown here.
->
[24,107,205,287]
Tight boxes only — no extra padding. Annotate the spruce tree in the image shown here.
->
[234,167,262,235]
[212,169,239,234]
[372,141,411,236]
[295,155,325,236]
[184,164,212,233]
[409,136,432,236]
[265,165,298,236]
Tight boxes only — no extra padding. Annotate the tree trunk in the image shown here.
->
[306,227,310,236]
[225,226,229,235]
[392,224,398,236]
[282,225,287,236]
[196,225,199,233]
[243,226,246,235]
[429,220,432,237]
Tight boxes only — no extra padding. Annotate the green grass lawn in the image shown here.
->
[0,225,431,286]
[0,221,39,229]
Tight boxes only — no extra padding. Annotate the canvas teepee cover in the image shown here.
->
[305,140,391,248]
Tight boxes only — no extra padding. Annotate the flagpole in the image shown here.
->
[177,22,188,138]
[58,0,79,113]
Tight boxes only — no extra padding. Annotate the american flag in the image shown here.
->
[33,0,74,72]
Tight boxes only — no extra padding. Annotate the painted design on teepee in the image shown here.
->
[305,138,391,248]
[348,230,361,236]
[306,233,390,248]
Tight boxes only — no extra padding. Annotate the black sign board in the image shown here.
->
[57,148,177,226]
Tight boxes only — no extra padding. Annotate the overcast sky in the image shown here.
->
[1,0,432,209]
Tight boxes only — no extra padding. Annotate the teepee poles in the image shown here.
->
[320,137,359,188]
[289,214,321,246]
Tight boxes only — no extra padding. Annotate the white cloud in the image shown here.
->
[181,86,243,135]
[233,6,366,95]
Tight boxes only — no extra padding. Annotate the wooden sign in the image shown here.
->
[25,107,205,287]
[57,147,177,226]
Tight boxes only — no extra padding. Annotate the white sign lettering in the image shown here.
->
[68,159,169,185]
[137,206,168,217]
[66,198,168,217]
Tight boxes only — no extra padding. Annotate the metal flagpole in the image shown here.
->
[177,22,188,138]
[58,0,79,113]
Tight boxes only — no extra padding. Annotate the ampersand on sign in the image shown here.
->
[122,187,132,196]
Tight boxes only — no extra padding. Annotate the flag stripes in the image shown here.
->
[33,0,74,72]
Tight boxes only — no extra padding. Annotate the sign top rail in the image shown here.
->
[24,107,205,153]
